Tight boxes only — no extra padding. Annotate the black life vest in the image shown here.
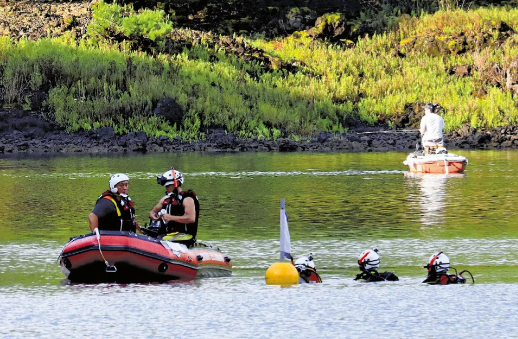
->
[96,190,136,232]
[161,189,199,238]
[354,269,399,282]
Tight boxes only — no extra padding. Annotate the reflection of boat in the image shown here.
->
[404,172,465,179]
[404,173,464,227]
[403,152,468,174]
[59,231,232,283]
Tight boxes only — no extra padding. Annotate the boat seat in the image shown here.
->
[424,145,447,155]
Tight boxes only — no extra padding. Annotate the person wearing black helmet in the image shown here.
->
[149,168,199,246]
[419,103,445,155]
[88,173,137,232]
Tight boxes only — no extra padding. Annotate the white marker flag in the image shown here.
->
[280,198,292,262]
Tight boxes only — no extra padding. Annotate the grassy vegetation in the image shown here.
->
[2,2,518,139]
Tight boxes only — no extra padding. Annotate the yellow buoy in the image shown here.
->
[265,262,299,286]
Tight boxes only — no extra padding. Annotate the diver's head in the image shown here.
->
[424,252,450,274]
[294,253,316,273]
[157,168,184,192]
[358,248,380,271]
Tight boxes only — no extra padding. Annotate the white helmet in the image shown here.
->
[109,173,129,193]
[157,168,184,187]
[426,252,450,273]
[294,253,316,272]
[358,248,380,270]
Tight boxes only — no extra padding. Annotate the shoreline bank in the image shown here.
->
[0,109,515,155]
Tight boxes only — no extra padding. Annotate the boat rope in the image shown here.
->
[444,155,449,175]
[357,130,419,135]
[95,228,117,273]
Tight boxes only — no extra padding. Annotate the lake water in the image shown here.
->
[1,150,517,338]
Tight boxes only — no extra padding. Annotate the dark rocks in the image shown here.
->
[164,0,361,39]
[279,7,318,33]
[0,1,90,40]
[88,127,115,140]
[392,103,423,129]
[25,91,48,111]
[153,97,184,127]
[0,109,55,134]
[122,131,148,152]
[279,139,299,152]
[309,13,350,42]
[458,123,476,138]
[316,132,332,143]
[1,108,518,155]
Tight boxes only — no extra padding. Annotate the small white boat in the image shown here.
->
[403,151,468,174]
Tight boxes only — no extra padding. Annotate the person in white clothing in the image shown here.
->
[419,103,445,155]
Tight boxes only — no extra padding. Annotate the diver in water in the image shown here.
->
[293,253,322,283]
[354,248,399,282]
[423,252,474,285]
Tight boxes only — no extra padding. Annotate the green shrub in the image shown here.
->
[88,1,173,51]
[4,5,518,141]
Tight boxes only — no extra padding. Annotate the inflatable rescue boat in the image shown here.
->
[59,230,232,283]
[403,152,468,174]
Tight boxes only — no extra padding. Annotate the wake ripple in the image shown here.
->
[1,170,405,179]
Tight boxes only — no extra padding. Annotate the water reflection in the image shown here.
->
[3,152,518,338]
[405,173,464,227]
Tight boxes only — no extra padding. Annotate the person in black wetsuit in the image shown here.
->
[354,248,399,282]
[423,252,474,285]
[149,168,199,246]
[88,173,137,232]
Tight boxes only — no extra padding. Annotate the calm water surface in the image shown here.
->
[1,150,517,338]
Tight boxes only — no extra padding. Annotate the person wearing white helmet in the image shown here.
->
[148,167,199,246]
[293,253,322,283]
[354,248,398,282]
[423,252,474,285]
[420,103,445,155]
[88,173,137,232]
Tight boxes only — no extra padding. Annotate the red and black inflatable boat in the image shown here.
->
[59,231,232,283]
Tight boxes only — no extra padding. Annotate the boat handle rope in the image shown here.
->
[95,228,117,273]
[56,238,75,264]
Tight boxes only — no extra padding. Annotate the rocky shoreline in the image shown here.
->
[2,1,518,155]
[0,108,515,155]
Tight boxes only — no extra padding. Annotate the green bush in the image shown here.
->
[88,1,173,51]
[4,6,518,140]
